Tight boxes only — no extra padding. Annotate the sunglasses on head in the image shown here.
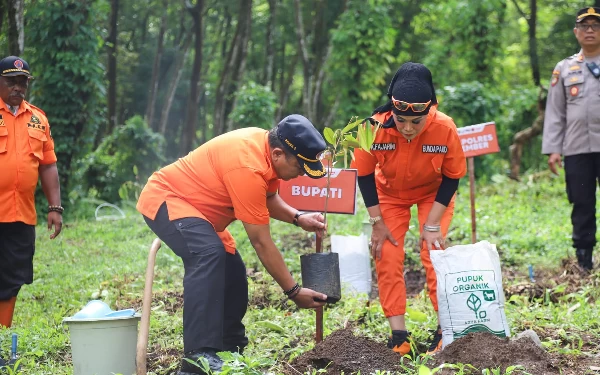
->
[391,96,431,112]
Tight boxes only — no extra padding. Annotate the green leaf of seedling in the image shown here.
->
[405,307,428,322]
[342,118,362,133]
[342,134,360,148]
[254,320,285,333]
[323,127,335,145]
[418,364,433,375]
[358,124,370,153]
[341,139,360,148]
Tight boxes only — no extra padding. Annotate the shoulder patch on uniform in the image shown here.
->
[371,143,396,151]
[551,73,559,87]
[422,145,448,154]
[28,103,47,116]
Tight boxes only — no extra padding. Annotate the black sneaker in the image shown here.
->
[178,348,223,375]
[0,356,5,367]
[426,326,443,355]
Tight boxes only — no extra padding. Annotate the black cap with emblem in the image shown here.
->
[276,114,327,179]
[0,56,33,78]
[576,7,600,22]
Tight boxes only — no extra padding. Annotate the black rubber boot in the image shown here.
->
[576,249,593,271]
[178,348,223,375]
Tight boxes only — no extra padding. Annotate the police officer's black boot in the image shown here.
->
[178,348,223,375]
[576,248,593,271]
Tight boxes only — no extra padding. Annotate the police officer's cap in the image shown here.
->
[0,56,33,78]
[576,7,600,22]
[276,114,327,179]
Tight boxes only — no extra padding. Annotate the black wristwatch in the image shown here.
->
[293,211,306,226]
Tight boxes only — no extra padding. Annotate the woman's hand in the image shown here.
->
[420,228,445,251]
[369,221,398,260]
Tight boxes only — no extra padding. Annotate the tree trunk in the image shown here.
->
[180,0,204,155]
[145,0,169,131]
[508,89,546,180]
[511,0,539,86]
[275,53,299,124]
[225,0,252,132]
[508,0,542,179]
[159,32,193,136]
[293,0,313,121]
[7,0,24,55]
[527,0,539,86]
[214,0,253,136]
[0,0,5,37]
[293,0,346,123]
[107,0,119,133]
[262,0,278,86]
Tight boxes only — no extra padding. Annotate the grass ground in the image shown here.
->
[0,170,599,374]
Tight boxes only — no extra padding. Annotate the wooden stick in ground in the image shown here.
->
[136,238,162,375]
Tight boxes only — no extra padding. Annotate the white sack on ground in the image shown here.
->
[430,240,510,348]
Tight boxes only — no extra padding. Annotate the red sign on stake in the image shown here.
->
[457,122,500,158]
[278,168,357,215]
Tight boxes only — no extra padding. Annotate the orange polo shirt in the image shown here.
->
[0,98,57,225]
[351,107,466,201]
[137,127,280,253]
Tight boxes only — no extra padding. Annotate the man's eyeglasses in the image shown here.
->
[576,23,600,32]
[391,97,431,112]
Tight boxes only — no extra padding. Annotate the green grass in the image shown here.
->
[0,171,599,374]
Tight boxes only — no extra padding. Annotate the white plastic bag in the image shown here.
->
[331,234,372,296]
[430,240,510,348]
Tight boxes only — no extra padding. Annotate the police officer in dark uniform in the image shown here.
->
[542,7,600,271]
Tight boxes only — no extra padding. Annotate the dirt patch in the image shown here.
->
[435,332,558,374]
[288,329,402,374]
[146,343,181,375]
[287,330,600,375]
[115,289,183,313]
[504,258,599,303]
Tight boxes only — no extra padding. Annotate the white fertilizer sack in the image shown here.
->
[430,240,510,348]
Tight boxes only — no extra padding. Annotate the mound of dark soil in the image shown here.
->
[289,329,402,374]
[436,332,558,374]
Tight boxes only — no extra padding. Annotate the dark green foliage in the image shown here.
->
[26,0,104,192]
[328,0,397,118]
[78,115,165,203]
[228,81,277,129]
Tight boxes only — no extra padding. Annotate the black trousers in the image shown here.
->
[143,203,249,354]
[0,222,36,301]
[564,153,600,250]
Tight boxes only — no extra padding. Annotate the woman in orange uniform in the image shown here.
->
[352,62,466,355]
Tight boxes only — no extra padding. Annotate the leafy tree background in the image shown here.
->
[0,0,596,215]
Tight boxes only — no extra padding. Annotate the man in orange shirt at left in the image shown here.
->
[0,56,63,335]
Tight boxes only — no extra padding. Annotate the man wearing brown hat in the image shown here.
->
[0,56,63,342]
[543,7,600,271]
